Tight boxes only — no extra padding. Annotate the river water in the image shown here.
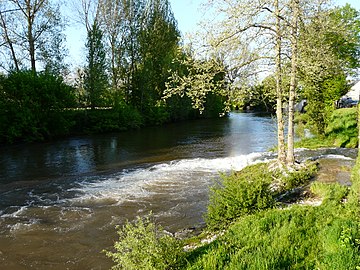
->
[0,112,357,269]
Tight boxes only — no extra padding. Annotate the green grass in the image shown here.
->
[184,159,360,269]
[296,108,358,149]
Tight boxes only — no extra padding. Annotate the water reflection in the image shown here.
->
[0,112,277,185]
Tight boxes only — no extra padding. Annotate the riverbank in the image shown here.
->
[180,109,360,269]
[106,153,360,269]
[105,108,360,269]
[182,157,360,269]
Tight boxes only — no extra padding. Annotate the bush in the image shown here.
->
[206,163,276,230]
[296,108,358,149]
[0,70,76,143]
[280,162,318,190]
[104,214,185,270]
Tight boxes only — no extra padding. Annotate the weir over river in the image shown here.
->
[0,112,357,269]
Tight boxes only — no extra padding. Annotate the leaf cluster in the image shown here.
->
[104,214,185,270]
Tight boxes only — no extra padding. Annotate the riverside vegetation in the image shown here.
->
[105,108,360,269]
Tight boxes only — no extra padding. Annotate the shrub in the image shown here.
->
[0,70,76,143]
[206,163,275,230]
[310,182,349,205]
[104,214,185,270]
[280,162,318,190]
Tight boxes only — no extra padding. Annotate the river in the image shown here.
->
[0,112,356,269]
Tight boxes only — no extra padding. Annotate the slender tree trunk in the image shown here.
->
[286,0,299,166]
[0,12,20,71]
[26,3,36,72]
[111,36,118,90]
[275,0,286,165]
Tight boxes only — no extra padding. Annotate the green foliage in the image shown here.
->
[206,163,275,230]
[325,108,358,148]
[187,203,360,270]
[311,182,349,205]
[70,106,143,134]
[237,74,289,112]
[302,75,349,135]
[299,4,360,135]
[0,70,76,143]
[206,162,318,231]
[184,153,360,270]
[84,20,108,109]
[296,108,358,149]
[105,214,185,270]
[164,50,229,115]
[280,162,318,190]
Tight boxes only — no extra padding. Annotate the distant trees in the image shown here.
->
[0,71,75,143]
[77,0,182,111]
[164,49,229,115]
[1,0,356,146]
[0,0,227,144]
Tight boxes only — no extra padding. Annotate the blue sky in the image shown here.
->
[65,0,360,68]
[169,0,203,35]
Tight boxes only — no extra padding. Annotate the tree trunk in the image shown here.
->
[0,12,20,71]
[275,0,286,165]
[26,2,36,72]
[286,0,299,166]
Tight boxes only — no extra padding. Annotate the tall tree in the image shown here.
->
[298,4,360,135]
[195,0,290,166]
[84,19,108,109]
[134,0,180,111]
[0,7,20,71]
[98,0,126,93]
[286,0,300,166]
[0,0,66,72]
[275,0,286,165]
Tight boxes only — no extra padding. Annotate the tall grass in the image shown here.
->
[185,159,360,270]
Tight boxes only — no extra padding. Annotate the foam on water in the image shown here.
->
[319,154,355,161]
[68,152,267,205]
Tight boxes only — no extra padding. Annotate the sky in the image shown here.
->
[65,0,360,68]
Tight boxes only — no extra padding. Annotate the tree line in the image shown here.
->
[0,0,227,144]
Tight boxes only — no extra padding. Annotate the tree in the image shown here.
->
[0,0,66,72]
[298,4,360,135]
[286,0,300,165]
[133,0,180,112]
[98,0,126,93]
[0,7,20,71]
[164,49,229,115]
[84,19,108,109]
[191,0,292,166]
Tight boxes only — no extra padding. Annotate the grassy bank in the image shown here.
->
[296,107,358,149]
[106,159,360,269]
